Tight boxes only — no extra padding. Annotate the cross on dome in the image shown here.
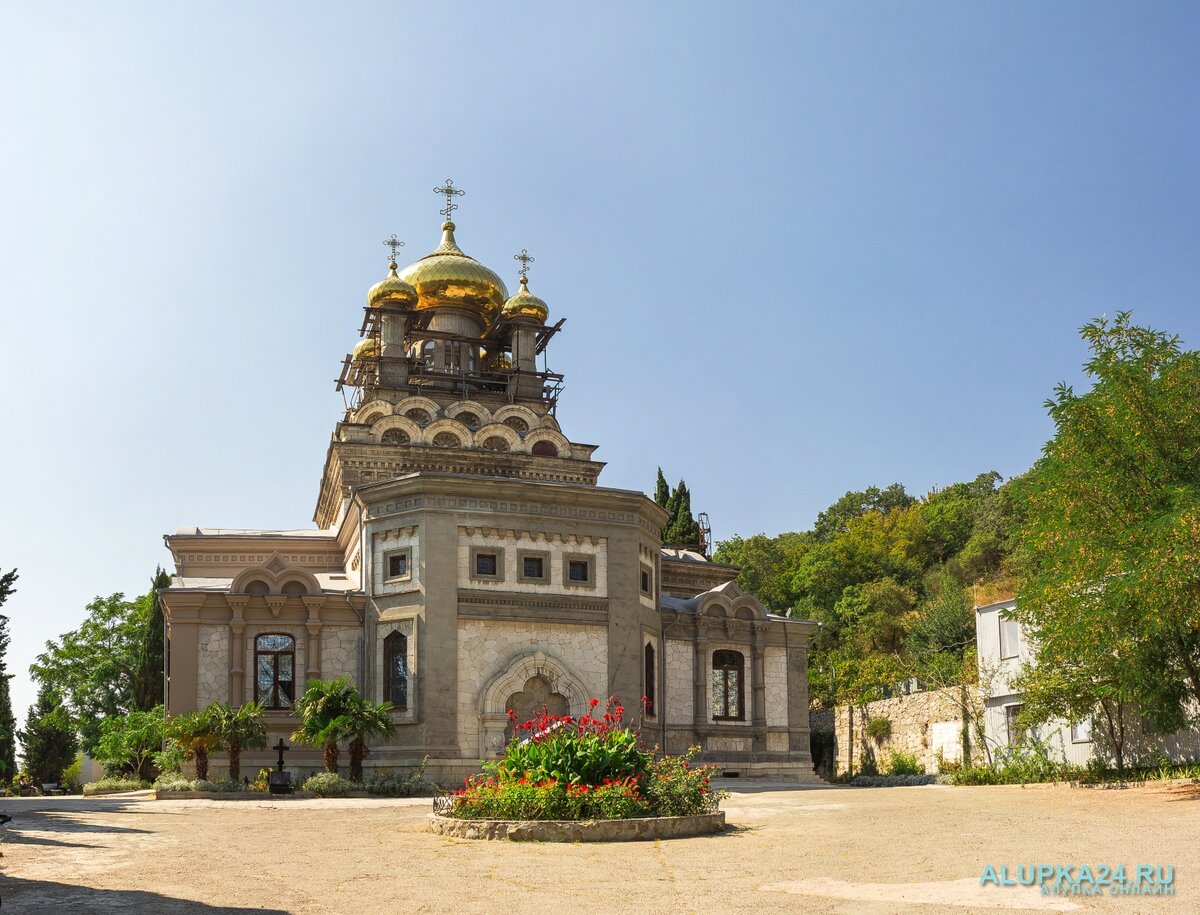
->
[514,249,535,281]
[434,179,465,222]
[383,234,405,266]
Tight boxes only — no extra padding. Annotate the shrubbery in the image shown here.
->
[364,759,435,797]
[447,698,725,821]
[154,775,251,793]
[83,775,152,794]
[302,772,354,797]
[882,750,923,776]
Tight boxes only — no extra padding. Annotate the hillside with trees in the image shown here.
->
[714,473,1023,708]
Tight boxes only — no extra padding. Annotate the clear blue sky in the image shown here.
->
[2,2,1198,725]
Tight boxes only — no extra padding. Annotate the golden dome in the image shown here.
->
[352,337,379,361]
[501,276,550,323]
[396,222,508,328]
[367,263,418,309]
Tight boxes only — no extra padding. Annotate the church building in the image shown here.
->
[160,182,819,782]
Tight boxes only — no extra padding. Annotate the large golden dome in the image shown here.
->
[501,276,550,324]
[396,222,508,327]
[367,263,418,309]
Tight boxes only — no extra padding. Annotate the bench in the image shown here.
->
[40,783,65,796]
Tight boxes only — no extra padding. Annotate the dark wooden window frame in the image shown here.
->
[383,630,409,710]
[254,633,296,710]
[711,649,745,721]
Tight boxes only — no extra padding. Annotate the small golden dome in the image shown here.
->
[367,263,418,309]
[396,222,508,328]
[352,337,379,361]
[501,276,550,324]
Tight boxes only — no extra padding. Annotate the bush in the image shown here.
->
[851,774,938,787]
[61,754,83,792]
[250,768,273,792]
[641,748,723,817]
[446,700,726,821]
[365,759,435,797]
[865,717,892,742]
[153,775,194,793]
[883,750,923,776]
[302,772,355,797]
[153,738,187,776]
[946,741,1084,786]
[83,775,152,795]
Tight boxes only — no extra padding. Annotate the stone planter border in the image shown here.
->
[428,810,725,842]
[153,791,380,800]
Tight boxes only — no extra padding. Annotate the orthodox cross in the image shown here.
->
[273,738,288,772]
[383,234,404,266]
[514,249,534,281]
[434,179,465,221]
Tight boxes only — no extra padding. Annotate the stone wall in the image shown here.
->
[764,647,788,728]
[455,620,609,758]
[196,625,229,706]
[665,639,693,724]
[810,686,980,778]
[456,527,608,597]
[321,626,360,684]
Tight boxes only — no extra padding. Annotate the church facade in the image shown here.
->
[160,184,819,782]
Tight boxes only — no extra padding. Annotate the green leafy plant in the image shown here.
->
[83,775,152,795]
[641,747,724,817]
[865,717,892,742]
[292,677,360,774]
[364,759,434,797]
[167,707,220,780]
[209,701,267,780]
[93,706,164,779]
[883,749,923,776]
[302,772,355,797]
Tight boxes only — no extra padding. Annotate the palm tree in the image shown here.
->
[169,708,221,780]
[292,678,358,774]
[210,701,267,780]
[345,694,397,782]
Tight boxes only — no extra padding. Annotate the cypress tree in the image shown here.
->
[0,569,18,778]
[19,683,78,785]
[654,467,670,508]
[135,567,171,710]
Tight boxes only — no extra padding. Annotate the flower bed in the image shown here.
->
[435,698,726,839]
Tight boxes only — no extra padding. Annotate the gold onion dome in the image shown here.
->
[352,337,379,361]
[367,262,418,309]
[501,275,550,324]
[395,222,508,327]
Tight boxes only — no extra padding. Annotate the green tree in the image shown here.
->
[1012,313,1200,739]
[292,677,359,774]
[168,707,221,780]
[0,568,18,778]
[18,683,78,785]
[653,467,670,508]
[812,483,914,542]
[663,481,701,546]
[31,573,166,753]
[344,693,397,782]
[209,701,267,781]
[93,706,164,780]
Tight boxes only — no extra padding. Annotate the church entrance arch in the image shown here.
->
[504,675,570,741]
[479,651,588,757]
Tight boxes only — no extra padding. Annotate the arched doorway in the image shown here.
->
[504,675,569,741]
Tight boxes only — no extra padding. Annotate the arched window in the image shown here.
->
[405,407,431,426]
[383,631,408,710]
[503,416,529,435]
[531,440,558,457]
[456,411,480,430]
[280,581,306,597]
[482,436,510,452]
[432,431,461,448]
[255,634,295,710]
[644,643,656,717]
[244,580,270,597]
[381,428,410,445]
[711,650,744,721]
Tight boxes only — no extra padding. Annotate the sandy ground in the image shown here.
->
[0,781,1196,914]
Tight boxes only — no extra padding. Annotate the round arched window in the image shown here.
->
[482,436,510,452]
[432,431,461,448]
[381,428,410,445]
[531,440,559,457]
[405,408,431,427]
[503,416,529,435]
[456,412,481,430]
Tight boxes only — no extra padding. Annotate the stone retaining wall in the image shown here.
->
[428,811,726,842]
[810,686,981,778]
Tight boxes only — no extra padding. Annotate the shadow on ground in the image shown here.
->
[0,875,287,913]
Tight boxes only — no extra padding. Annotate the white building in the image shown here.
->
[975,597,1200,768]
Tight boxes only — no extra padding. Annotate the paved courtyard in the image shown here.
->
[1,781,1196,914]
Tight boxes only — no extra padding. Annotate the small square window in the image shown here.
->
[387,551,409,579]
[569,560,589,582]
[517,550,549,583]
[476,553,498,576]
[1071,718,1092,743]
[523,556,544,579]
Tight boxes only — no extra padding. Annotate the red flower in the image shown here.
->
[589,698,600,708]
